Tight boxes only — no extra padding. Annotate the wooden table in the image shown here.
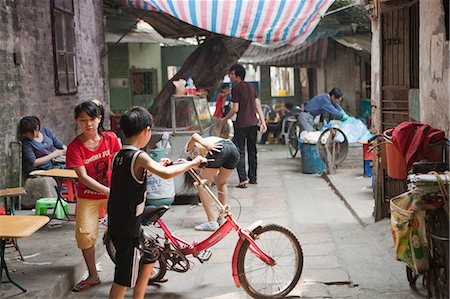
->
[0,187,26,214]
[0,215,49,293]
[32,168,78,180]
[33,169,78,221]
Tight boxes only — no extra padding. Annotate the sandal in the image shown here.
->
[236,179,249,189]
[72,278,101,292]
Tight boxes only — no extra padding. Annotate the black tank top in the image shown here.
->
[108,146,147,238]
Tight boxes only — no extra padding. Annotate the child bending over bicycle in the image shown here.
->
[185,133,239,231]
[108,107,206,299]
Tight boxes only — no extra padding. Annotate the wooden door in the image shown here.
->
[380,1,419,130]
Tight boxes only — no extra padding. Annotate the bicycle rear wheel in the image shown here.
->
[237,224,303,298]
[103,230,167,284]
[288,122,299,158]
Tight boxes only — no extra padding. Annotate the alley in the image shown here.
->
[62,145,418,299]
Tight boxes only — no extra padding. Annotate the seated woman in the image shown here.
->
[185,133,239,231]
[19,116,67,176]
[260,103,296,144]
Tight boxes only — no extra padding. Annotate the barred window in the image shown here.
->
[52,0,77,94]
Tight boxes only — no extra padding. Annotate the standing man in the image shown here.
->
[222,64,267,188]
[298,87,349,132]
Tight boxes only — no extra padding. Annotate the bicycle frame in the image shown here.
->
[153,168,275,288]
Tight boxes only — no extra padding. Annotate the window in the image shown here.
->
[131,69,157,107]
[52,0,77,94]
[270,67,294,97]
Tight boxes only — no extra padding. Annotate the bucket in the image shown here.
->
[362,143,373,161]
[383,129,446,180]
[300,143,326,174]
[383,129,407,180]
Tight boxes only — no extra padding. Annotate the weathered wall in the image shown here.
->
[318,40,361,115]
[419,0,449,135]
[129,44,162,91]
[161,45,197,83]
[0,0,106,187]
[370,10,382,133]
[259,67,301,107]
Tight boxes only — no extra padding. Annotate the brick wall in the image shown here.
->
[0,0,106,187]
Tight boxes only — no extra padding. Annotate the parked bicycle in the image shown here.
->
[104,167,304,298]
[403,165,449,299]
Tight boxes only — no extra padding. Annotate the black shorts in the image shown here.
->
[111,233,159,287]
[206,139,239,169]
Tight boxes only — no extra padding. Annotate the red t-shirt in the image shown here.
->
[231,81,259,128]
[66,131,121,200]
[213,93,227,117]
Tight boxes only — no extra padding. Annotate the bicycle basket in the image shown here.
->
[390,190,429,273]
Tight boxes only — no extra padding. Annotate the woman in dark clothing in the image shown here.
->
[19,116,67,176]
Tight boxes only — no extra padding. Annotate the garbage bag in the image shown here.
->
[329,117,372,143]
[390,191,429,273]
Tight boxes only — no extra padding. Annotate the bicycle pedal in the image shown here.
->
[197,249,212,263]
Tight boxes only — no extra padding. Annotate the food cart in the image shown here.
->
[149,95,213,202]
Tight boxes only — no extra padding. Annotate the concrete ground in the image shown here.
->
[1,145,422,298]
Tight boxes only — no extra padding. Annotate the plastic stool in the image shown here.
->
[61,180,76,203]
[35,198,69,219]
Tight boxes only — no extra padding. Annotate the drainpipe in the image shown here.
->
[9,141,22,210]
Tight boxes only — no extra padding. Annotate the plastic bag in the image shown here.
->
[173,79,187,96]
[390,191,429,273]
[156,132,171,150]
[329,117,372,143]
[147,174,175,199]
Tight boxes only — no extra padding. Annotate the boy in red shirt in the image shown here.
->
[212,84,231,138]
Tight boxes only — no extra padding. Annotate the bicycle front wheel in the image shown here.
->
[237,224,303,298]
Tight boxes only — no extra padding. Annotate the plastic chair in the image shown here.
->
[60,180,76,203]
[261,104,272,121]
[279,115,298,145]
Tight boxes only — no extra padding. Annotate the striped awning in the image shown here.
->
[123,0,335,45]
[239,38,328,66]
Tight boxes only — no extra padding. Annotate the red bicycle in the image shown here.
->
[104,168,304,298]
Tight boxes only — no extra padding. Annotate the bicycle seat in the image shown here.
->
[141,205,169,224]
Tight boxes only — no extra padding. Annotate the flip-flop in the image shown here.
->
[148,277,169,285]
[236,179,249,188]
[72,278,101,292]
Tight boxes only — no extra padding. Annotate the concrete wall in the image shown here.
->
[419,0,449,134]
[318,40,360,115]
[161,45,197,83]
[0,0,106,187]
[370,10,382,132]
[129,43,162,91]
[259,66,301,107]
[371,0,449,135]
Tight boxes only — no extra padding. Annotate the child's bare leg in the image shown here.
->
[215,168,234,205]
[198,186,215,221]
[198,169,219,221]
[133,263,155,299]
[109,282,127,299]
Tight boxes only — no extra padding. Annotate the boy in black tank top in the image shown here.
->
[108,107,206,299]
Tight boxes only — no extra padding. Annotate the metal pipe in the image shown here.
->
[322,3,361,17]
[9,141,22,210]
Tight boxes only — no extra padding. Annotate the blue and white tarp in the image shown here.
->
[124,0,335,45]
